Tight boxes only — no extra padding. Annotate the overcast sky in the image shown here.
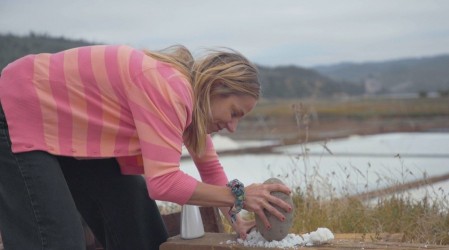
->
[1,0,449,67]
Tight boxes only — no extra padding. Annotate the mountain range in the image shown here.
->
[1,33,448,98]
[313,55,449,95]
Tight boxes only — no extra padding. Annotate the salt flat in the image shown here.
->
[180,132,449,200]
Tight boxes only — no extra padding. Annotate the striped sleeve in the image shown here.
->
[124,55,198,204]
[188,135,229,186]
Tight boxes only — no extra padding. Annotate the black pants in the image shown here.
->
[0,104,168,249]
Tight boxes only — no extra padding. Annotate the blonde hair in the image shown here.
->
[143,45,194,82]
[144,46,260,155]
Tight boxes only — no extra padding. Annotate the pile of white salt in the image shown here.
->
[222,227,334,248]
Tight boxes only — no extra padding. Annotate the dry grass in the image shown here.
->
[228,96,449,142]
[251,96,449,118]
[221,97,449,245]
[282,99,449,245]
[289,188,449,245]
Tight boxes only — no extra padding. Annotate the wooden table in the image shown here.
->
[160,233,447,250]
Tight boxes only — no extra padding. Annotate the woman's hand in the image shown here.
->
[218,207,255,239]
[230,215,256,239]
[243,183,292,230]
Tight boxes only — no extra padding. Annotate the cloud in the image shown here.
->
[1,0,449,67]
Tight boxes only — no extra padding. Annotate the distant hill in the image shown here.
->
[2,33,447,98]
[313,55,449,94]
[257,65,364,98]
[0,33,94,71]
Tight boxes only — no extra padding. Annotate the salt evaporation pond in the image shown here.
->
[180,132,449,200]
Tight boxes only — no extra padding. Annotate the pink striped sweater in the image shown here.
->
[0,45,228,204]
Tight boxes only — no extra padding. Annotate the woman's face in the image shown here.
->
[207,94,257,134]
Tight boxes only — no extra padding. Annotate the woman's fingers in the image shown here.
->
[253,205,271,229]
[266,191,292,213]
[246,222,257,233]
[262,197,291,224]
[240,219,256,239]
[261,183,292,213]
[266,183,291,195]
[251,199,289,229]
[244,183,293,228]
[231,215,257,239]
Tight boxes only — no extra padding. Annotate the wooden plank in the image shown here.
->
[199,207,224,234]
[79,207,224,249]
[160,233,448,250]
[162,207,224,237]
[163,211,182,237]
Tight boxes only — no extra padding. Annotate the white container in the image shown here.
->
[180,205,205,239]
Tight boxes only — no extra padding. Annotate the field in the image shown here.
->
[228,96,449,143]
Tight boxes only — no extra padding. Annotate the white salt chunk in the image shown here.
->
[222,227,334,248]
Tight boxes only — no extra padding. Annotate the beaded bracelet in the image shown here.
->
[226,179,245,223]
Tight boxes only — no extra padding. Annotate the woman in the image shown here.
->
[0,45,292,249]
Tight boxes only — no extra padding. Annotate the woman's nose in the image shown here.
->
[226,119,238,133]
